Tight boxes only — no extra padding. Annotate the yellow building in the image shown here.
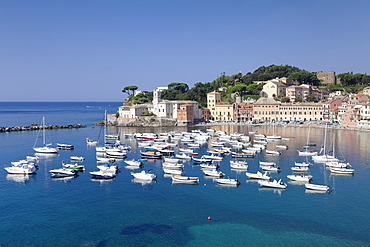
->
[207,91,233,121]
[252,97,281,122]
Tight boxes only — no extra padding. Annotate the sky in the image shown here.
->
[0,0,369,102]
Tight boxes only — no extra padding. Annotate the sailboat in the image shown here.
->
[298,125,318,156]
[312,124,338,163]
[33,117,58,153]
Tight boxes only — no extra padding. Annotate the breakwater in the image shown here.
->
[0,124,86,132]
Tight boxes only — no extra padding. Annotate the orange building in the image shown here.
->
[177,104,194,125]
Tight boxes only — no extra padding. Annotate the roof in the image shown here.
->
[254,97,280,105]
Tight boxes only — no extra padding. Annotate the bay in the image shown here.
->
[0,102,369,247]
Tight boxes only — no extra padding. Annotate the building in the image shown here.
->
[233,102,253,122]
[322,99,342,122]
[279,102,323,122]
[207,91,233,121]
[261,80,287,98]
[177,104,194,125]
[316,71,336,84]
[252,97,281,122]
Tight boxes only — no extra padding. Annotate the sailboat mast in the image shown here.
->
[42,116,46,146]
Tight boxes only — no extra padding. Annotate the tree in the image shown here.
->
[168,82,189,93]
[288,71,320,86]
[122,85,138,96]
[246,84,263,95]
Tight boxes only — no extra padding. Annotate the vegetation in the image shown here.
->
[121,65,370,107]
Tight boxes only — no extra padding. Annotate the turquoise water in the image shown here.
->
[0,102,370,246]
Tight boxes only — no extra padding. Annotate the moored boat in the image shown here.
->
[171,175,199,184]
[131,170,156,180]
[62,161,85,170]
[215,178,240,185]
[305,183,330,191]
[287,174,313,182]
[230,160,248,170]
[258,179,287,189]
[49,168,78,177]
[90,170,116,179]
[246,171,271,180]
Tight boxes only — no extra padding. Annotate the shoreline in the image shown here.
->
[0,124,86,132]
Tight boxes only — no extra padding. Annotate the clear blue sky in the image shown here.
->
[1,0,369,102]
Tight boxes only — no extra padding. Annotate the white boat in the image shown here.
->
[246,171,271,180]
[124,160,143,167]
[57,143,74,149]
[259,161,276,166]
[276,145,288,150]
[163,157,180,163]
[215,178,240,185]
[330,167,354,174]
[175,153,192,160]
[90,170,116,179]
[294,162,310,167]
[33,117,59,154]
[187,143,200,148]
[62,161,85,170]
[298,150,318,156]
[312,124,339,163]
[4,163,37,174]
[131,170,156,180]
[86,138,98,145]
[162,162,184,169]
[291,166,309,172]
[260,164,281,172]
[266,150,281,155]
[305,183,330,191]
[171,175,199,184]
[199,163,219,169]
[287,174,313,182]
[258,179,287,189]
[203,169,225,177]
[26,155,39,161]
[326,162,350,168]
[201,154,223,161]
[49,168,78,177]
[230,160,248,170]
[106,150,127,158]
[96,156,116,163]
[163,168,183,175]
[70,156,85,161]
[97,163,120,173]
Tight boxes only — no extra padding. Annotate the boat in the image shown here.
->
[259,161,276,166]
[49,168,78,177]
[97,163,120,173]
[201,154,223,161]
[203,169,225,177]
[215,178,240,185]
[291,166,309,172]
[86,138,98,145]
[287,174,313,182]
[163,168,183,175]
[171,175,199,184]
[246,171,271,180]
[57,143,74,150]
[96,156,116,163]
[230,160,248,170]
[131,170,156,180]
[258,179,287,189]
[162,162,184,169]
[33,117,58,153]
[265,150,281,155]
[175,153,192,160]
[199,163,219,169]
[26,155,39,161]
[124,160,143,167]
[106,151,127,158]
[70,156,85,161]
[305,183,330,192]
[231,152,254,158]
[312,124,339,163]
[325,162,350,168]
[330,167,355,174]
[163,157,180,163]
[4,162,37,174]
[193,157,212,163]
[62,161,85,170]
[297,124,317,156]
[260,164,281,172]
[276,145,288,150]
[90,170,116,179]
[140,151,163,159]
[294,162,310,167]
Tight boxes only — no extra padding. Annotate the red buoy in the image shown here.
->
[207,216,211,221]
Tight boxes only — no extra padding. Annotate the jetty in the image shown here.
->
[0,124,86,132]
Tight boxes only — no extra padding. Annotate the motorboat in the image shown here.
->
[97,163,120,173]
[70,156,85,161]
[291,166,309,172]
[259,161,276,166]
[325,162,350,168]
[140,151,163,159]
[294,162,310,167]
[203,169,224,177]
[57,143,74,150]
[287,174,313,182]
[96,156,116,163]
[193,157,212,163]
[330,167,354,175]
[162,162,184,169]
[90,170,116,179]
[163,157,180,163]
[4,162,37,174]
[49,168,78,177]
[231,152,254,158]
[106,151,127,159]
[265,150,281,155]
[230,160,248,170]
[175,153,192,160]
[131,170,156,180]
[163,168,183,175]
[305,183,330,192]
[86,138,98,145]
[124,160,143,167]
[26,155,39,161]
[62,161,85,170]
[276,145,288,150]
[171,175,199,184]
[199,163,219,169]
[260,164,281,172]
[201,154,223,161]
[298,150,318,156]
[215,178,240,185]
[258,179,287,189]
[246,171,271,180]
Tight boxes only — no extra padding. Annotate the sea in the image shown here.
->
[0,102,370,247]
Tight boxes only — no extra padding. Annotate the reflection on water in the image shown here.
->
[6,174,36,183]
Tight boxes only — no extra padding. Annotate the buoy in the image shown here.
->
[207,216,211,221]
